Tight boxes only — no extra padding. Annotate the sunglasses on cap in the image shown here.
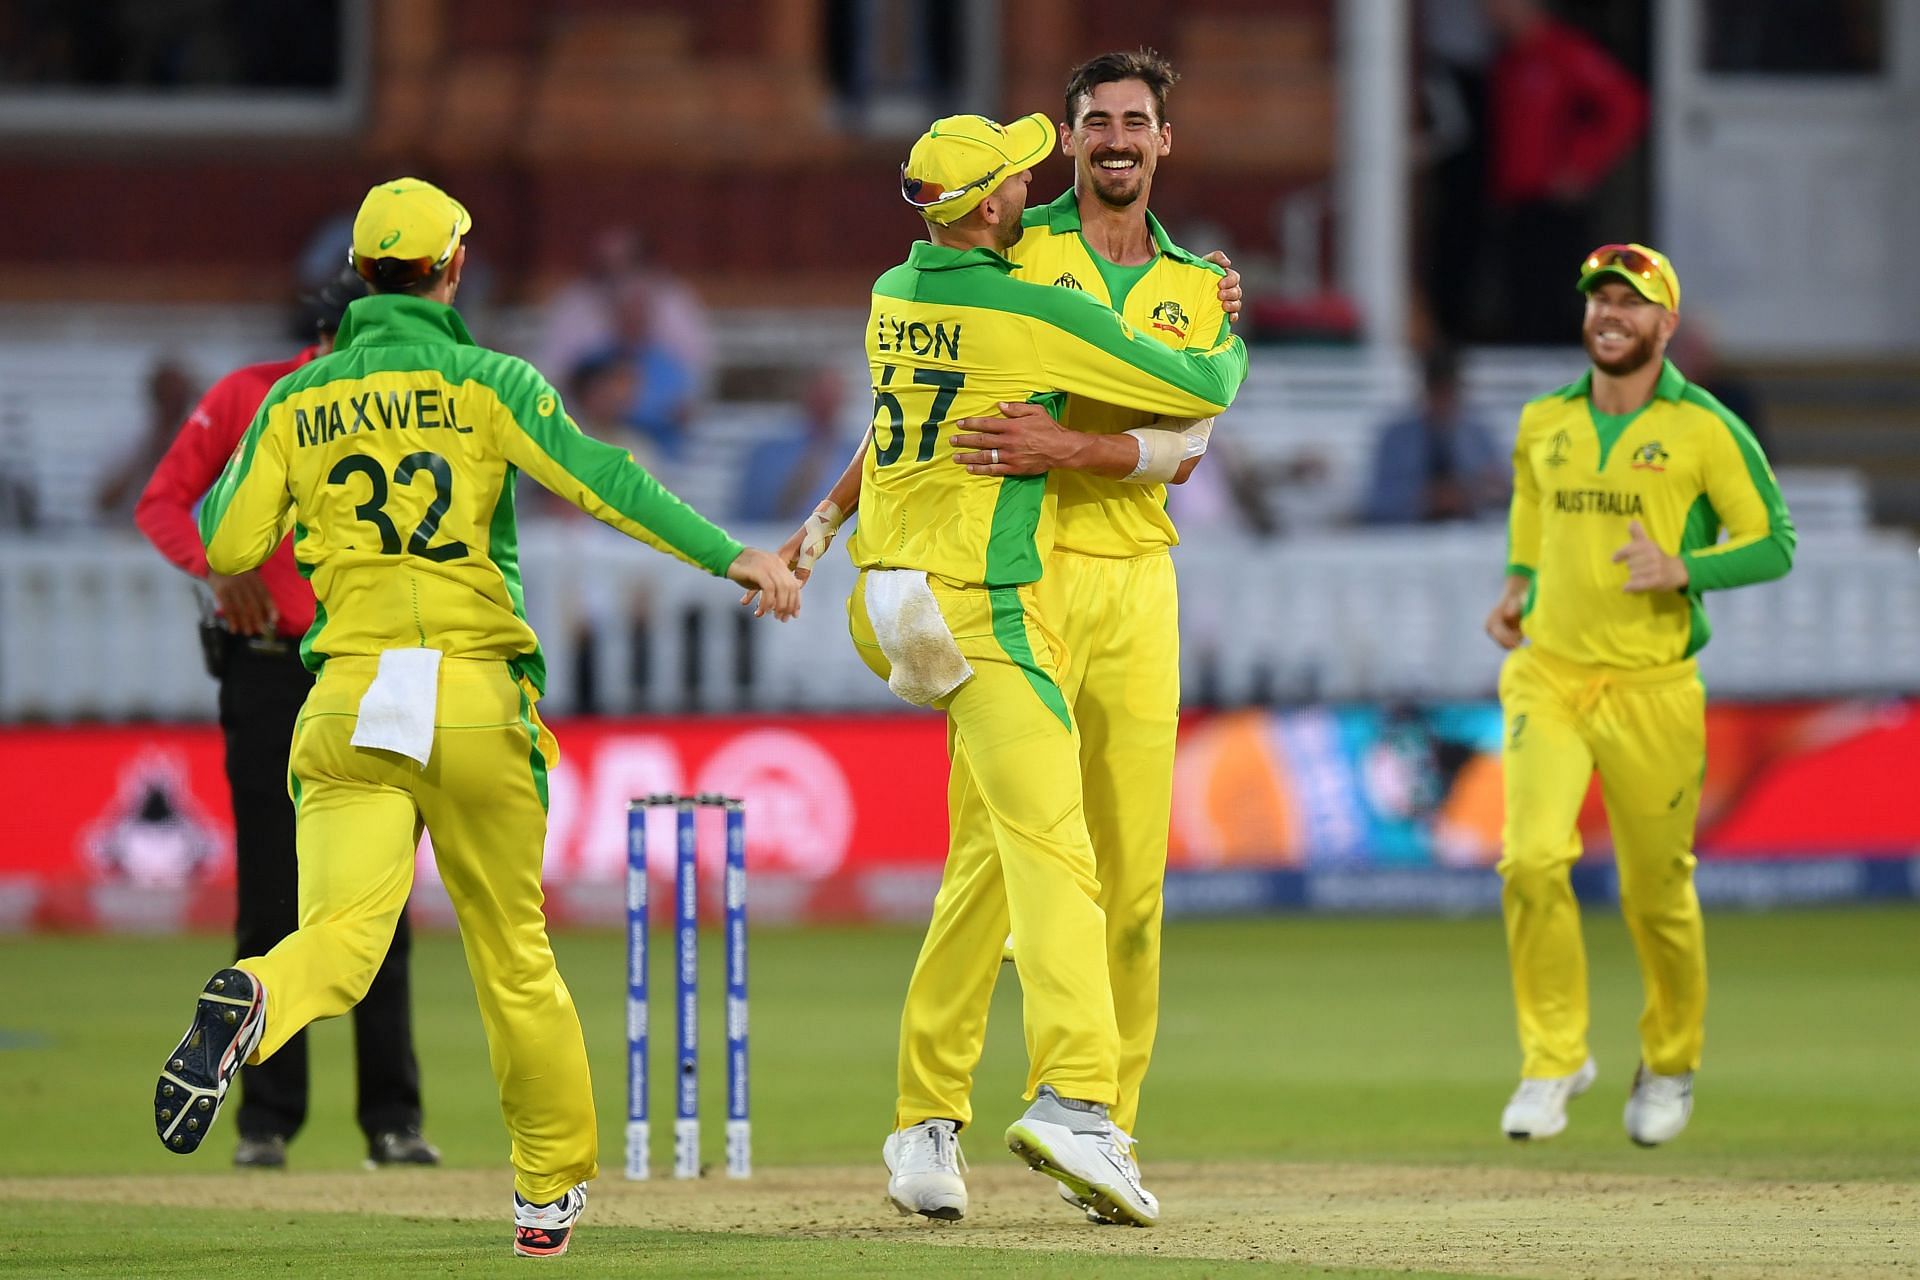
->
[1580,244,1674,305]
[347,217,464,284]
[900,162,1006,211]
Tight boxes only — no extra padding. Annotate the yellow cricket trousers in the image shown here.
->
[239,656,596,1203]
[1498,643,1708,1079]
[894,550,1179,1135]
[849,570,1121,1123]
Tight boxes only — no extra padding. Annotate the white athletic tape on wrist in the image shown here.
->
[1122,417,1215,483]
[794,500,845,573]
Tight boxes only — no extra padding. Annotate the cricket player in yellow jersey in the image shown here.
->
[901,50,1235,1226]
[834,110,1245,1226]
[152,178,799,1259]
[1486,243,1794,1147]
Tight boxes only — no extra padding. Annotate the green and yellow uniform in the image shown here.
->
[850,237,1245,1113]
[1499,358,1794,1079]
[895,190,1230,1136]
[202,293,743,1202]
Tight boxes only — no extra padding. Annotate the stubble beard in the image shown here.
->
[1583,325,1660,378]
[1088,155,1147,210]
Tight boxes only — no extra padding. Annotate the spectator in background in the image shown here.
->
[1416,0,1496,343]
[1483,0,1646,343]
[735,368,850,524]
[1362,345,1507,525]
[538,226,713,400]
[95,359,197,523]
[585,275,701,460]
[567,351,664,477]
[553,352,666,713]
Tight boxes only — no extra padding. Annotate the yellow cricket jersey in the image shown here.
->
[1507,359,1795,667]
[199,294,743,692]
[850,241,1247,587]
[1008,189,1232,556]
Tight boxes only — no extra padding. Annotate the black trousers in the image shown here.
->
[218,636,424,1142]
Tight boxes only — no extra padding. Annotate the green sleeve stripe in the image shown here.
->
[1504,563,1535,579]
[1676,389,1797,591]
[890,268,1246,410]
[198,393,280,546]
[987,587,1072,731]
[488,361,744,576]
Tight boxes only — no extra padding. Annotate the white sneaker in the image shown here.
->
[1054,1124,1143,1225]
[883,1119,968,1221]
[1500,1057,1597,1140]
[1624,1064,1693,1146]
[1005,1086,1159,1227]
[513,1182,586,1258]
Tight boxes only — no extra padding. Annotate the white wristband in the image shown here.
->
[1121,417,1216,484]
[794,500,845,573]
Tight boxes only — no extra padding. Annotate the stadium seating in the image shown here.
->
[0,307,1898,722]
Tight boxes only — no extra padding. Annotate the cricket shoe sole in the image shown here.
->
[155,968,266,1155]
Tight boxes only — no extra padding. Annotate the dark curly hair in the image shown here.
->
[1064,48,1180,127]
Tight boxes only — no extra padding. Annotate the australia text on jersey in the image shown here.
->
[1552,488,1646,516]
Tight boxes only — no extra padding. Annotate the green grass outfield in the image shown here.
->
[1,907,1916,1277]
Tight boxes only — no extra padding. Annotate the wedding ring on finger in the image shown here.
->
[990,448,999,466]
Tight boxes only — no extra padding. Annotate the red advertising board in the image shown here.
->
[2,700,1914,930]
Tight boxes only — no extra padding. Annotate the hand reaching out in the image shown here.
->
[728,548,803,621]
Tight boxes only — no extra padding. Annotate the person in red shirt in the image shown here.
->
[134,269,438,1171]
[1485,0,1647,343]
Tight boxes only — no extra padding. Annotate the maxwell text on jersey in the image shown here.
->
[293,388,473,448]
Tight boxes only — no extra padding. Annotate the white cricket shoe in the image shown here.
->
[883,1119,968,1221]
[1624,1064,1693,1146]
[1500,1057,1597,1140]
[1005,1086,1159,1227]
[513,1182,586,1258]
[1055,1124,1144,1225]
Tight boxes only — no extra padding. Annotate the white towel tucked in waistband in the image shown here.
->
[349,647,443,765]
[864,569,974,707]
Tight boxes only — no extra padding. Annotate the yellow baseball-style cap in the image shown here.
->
[349,177,472,276]
[900,112,1055,225]
[1577,242,1680,311]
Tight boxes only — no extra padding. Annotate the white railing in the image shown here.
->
[2,524,1914,722]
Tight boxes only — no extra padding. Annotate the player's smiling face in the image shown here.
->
[1582,280,1674,377]
[1065,78,1171,210]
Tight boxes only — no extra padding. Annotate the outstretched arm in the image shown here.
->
[774,432,870,581]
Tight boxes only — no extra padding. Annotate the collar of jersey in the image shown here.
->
[332,294,479,352]
[907,241,1019,273]
[1559,358,1688,404]
[1028,187,1214,272]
